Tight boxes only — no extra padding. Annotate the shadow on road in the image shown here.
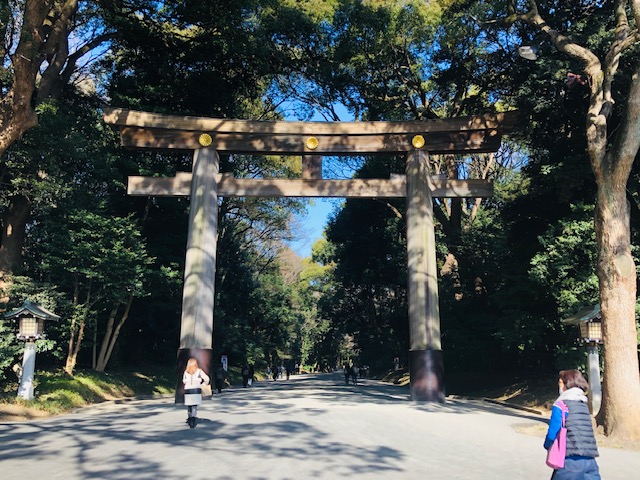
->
[225,372,547,422]
[0,372,548,479]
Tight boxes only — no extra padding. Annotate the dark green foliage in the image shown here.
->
[103,0,278,117]
[212,216,304,370]
[321,157,409,370]
[0,317,22,380]
[0,94,118,216]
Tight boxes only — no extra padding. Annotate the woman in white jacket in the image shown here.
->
[183,357,210,428]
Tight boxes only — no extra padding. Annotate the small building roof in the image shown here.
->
[561,304,601,325]
[4,301,60,321]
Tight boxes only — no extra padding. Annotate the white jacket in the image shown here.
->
[183,368,210,389]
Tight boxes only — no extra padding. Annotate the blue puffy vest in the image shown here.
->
[564,400,599,458]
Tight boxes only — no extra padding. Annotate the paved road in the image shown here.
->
[1,373,638,479]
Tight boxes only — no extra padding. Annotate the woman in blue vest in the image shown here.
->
[544,369,600,479]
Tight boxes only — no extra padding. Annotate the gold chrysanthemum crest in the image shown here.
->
[411,135,425,149]
[305,136,319,150]
[198,133,213,147]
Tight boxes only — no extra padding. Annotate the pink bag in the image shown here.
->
[546,401,569,469]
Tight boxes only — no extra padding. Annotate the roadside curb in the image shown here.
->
[68,393,175,415]
[482,397,544,415]
[447,394,544,415]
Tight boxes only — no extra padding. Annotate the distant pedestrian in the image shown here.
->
[242,364,250,387]
[285,366,291,380]
[248,364,254,386]
[214,362,225,393]
[272,364,278,381]
[544,369,600,479]
[343,364,350,384]
[351,365,359,385]
[182,357,210,429]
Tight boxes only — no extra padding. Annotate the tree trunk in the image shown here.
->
[0,195,32,273]
[0,194,31,308]
[64,315,86,375]
[64,280,92,375]
[0,0,50,158]
[595,182,640,439]
[92,320,97,370]
[95,306,118,372]
[0,100,39,160]
[96,295,134,372]
[64,345,77,375]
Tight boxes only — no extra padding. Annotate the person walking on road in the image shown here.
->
[351,364,359,385]
[214,362,225,394]
[242,364,250,387]
[544,369,600,479]
[182,357,210,429]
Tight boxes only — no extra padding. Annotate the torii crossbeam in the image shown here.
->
[104,107,516,402]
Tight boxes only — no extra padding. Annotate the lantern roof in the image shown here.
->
[4,301,60,321]
[561,304,601,325]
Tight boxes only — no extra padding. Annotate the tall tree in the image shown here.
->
[491,0,640,439]
[0,0,117,289]
[33,210,152,374]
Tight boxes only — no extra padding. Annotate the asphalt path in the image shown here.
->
[1,372,639,479]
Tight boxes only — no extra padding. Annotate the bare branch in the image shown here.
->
[42,1,78,58]
[610,64,640,182]
[38,31,115,101]
[632,0,640,29]
[601,1,640,117]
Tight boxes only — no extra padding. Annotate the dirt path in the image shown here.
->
[0,403,52,422]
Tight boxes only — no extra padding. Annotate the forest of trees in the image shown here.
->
[1,1,638,438]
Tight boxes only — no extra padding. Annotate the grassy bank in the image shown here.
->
[0,366,176,421]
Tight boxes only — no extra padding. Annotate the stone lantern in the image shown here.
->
[562,304,602,416]
[5,301,60,400]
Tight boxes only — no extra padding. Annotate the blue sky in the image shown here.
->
[288,198,341,258]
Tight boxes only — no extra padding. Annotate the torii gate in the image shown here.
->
[103,107,516,402]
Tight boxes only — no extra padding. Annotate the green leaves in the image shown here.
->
[530,203,598,315]
[37,210,153,303]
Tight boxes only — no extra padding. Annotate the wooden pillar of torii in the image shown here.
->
[103,108,516,402]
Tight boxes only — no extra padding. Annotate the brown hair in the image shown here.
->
[185,357,199,375]
[559,369,589,392]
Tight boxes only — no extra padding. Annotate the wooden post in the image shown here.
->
[302,155,322,179]
[406,149,444,402]
[175,147,218,403]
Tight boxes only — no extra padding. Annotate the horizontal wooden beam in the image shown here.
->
[104,107,518,135]
[127,173,493,198]
[118,127,503,154]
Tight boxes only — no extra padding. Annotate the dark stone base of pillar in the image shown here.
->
[409,349,445,402]
[175,347,213,404]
